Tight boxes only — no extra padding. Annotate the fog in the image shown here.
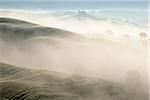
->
[0,36,148,92]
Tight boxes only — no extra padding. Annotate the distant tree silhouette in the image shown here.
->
[139,32,147,40]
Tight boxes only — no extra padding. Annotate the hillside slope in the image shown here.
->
[0,62,148,100]
[0,17,80,42]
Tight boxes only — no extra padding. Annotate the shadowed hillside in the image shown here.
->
[0,62,148,100]
[0,18,80,42]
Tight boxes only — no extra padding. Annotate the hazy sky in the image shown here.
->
[0,0,148,10]
[0,0,148,2]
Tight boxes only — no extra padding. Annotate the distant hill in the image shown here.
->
[0,62,148,100]
[0,18,80,42]
[63,11,104,21]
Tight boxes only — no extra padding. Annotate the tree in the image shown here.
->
[139,32,147,40]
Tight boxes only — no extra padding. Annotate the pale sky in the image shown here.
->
[0,0,148,2]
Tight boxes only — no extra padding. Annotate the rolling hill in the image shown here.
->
[0,62,148,100]
[0,17,80,42]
